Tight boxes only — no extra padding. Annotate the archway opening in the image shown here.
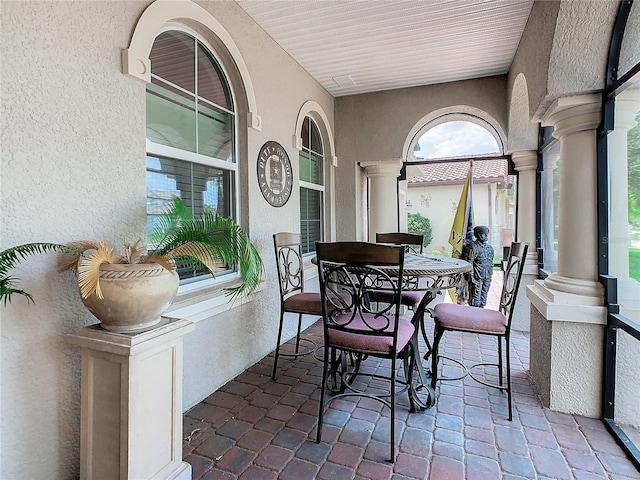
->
[402,119,515,260]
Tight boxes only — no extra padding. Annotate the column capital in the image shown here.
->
[542,94,601,138]
[361,159,403,177]
[511,150,537,172]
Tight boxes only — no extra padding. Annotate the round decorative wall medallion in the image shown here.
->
[257,141,293,207]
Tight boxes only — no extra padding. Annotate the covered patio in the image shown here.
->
[182,277,639,479]
[3,0,640,478]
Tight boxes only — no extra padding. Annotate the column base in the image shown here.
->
[527,281,606,417]
[543,273,604,301]
[528,278,606,324]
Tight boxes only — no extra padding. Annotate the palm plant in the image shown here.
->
[1,196,264,306]
[0,243,76,306]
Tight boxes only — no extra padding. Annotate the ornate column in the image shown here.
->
[510,150,538,331]
[538,95,605,302]
[361,160,403,242]
[527,94,607,417]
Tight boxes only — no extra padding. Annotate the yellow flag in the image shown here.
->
[448,161,473,302]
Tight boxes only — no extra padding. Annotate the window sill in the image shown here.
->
[163,278,265,324]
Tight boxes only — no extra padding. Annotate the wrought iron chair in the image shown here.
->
[429,241,529,420]
[315,241,417,462]
[272,232,323,380]
[370,232,425,310]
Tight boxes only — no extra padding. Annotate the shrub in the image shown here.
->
[407,213,433,247]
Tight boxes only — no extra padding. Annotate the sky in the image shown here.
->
[416,121,500,159]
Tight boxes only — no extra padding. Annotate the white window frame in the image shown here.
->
[299,116,326,257]
[146,29,241,293]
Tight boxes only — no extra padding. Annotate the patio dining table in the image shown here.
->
[394,253,471,409]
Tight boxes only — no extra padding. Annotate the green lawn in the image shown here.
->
[631,248,640,281]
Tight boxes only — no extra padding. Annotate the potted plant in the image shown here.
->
[1,196,264,333]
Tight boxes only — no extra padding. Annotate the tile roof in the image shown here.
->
[408,158,511,186]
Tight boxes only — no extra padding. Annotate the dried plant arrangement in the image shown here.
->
[1,196,264,306]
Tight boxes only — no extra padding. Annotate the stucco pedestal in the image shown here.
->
[527,280,606,417]
[67,318,195,480]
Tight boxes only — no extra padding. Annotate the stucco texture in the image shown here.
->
[1,1,333,478]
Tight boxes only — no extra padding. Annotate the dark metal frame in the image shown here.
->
[429,242,529,421]
[315,241,416,462]
[599,0,640,471]
[272,232,320,380]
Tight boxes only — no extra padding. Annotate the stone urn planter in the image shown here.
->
[0,197,264,324]
[80,263,179,333]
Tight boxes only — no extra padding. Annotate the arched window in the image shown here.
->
[299,116,324,254]
[405,118,513,255]
[146,30,237,282]
[414,120,500,159]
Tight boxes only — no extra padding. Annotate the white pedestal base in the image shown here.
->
[68,318,195,480]
[526,281,606,416]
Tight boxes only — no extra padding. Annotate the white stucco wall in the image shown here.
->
[406,183,493,253]
[0,1,333,478]
[619,0,640,77]
[508,0,559,122]
[547,1,617,101]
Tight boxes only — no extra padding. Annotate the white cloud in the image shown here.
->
[417,121,500,159]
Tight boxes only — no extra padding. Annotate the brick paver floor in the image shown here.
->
[183,273,640,479]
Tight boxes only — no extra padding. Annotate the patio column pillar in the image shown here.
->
[511,150,538,331]
[361,159,403,242]
[542,95,603,298]
[608,88,640,319]
[527,94,607,417]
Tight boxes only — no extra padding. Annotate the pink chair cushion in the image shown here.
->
[367,289,424,308]
[283,292,323,315]
[328,314,415,356]
[434,303,508,334]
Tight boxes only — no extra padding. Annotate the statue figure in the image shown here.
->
[463,225,494,307]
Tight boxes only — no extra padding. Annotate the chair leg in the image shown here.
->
[403,342,416,412]
[389,357,396,463]
[431,324,444,390]
[272,310,286,380]
[498,336,504,387]
[295,313,303,354]
[316,345,331,443]
[506,334,513,421]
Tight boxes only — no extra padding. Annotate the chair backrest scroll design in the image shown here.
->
[273,232,305,299]
[316,241,405,341]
